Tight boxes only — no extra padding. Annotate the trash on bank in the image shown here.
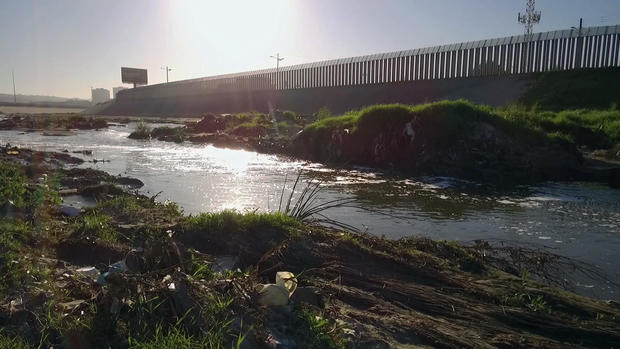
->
[58,205,82,217]
[256,271,298,306]
[275,271,297,296]
[76,266,100,280]
[96,260,129,284]
[256,284,290,306]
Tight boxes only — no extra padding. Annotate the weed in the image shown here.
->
[183,210,299,236]
[0,330,32,349]
[74,211,118,243]
[0,161,28,208]
[129,120,152,140]
[315,106,331,121]
[0,219,49,292]
[296,308,348,349]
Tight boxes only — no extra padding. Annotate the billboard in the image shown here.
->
[121,67,148,85]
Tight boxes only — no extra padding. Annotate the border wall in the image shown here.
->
[109,25,620,115]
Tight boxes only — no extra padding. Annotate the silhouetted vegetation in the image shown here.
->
[519,67,620,111]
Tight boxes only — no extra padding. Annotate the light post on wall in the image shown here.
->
[12,70,16,103]
[161,66,173,83]
[571,18,583,68]
[269,53,284,89]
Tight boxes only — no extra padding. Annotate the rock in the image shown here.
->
[290,286,322,307]
[256,284,290,307]
[59,205,81,217]
[114,176,144,188]
[194,114,225,133]
[80,183,125,197]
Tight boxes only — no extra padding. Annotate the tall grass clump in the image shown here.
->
[128,120,152,139]
[183,210,299,236]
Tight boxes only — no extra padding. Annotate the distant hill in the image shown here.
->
[0,93,90,105]
[0,93,91,108]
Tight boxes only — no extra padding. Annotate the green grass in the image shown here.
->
[0,161,29,208]
[297,100,556,160]
[0,331,33,349]
[73,211,118,243]
[499,106,620,148]
[0,219,50,293]
[301,100,620,155]
[183,210,299,236]
[295,308,348,349]
[519,67,620,111]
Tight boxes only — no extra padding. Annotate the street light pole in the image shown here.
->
[269,53,284,89]
[571,18,584,68]
[12,70,16,103]
[161,66,173,83]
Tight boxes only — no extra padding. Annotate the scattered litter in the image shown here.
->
[58,189,79,196]
[256,284,290,306]
[76,266,99,279]
[59,299,86,311]
[58,205,82,217]
[96,260,129,284]
[275,271,297,296]
[256,271,298,306]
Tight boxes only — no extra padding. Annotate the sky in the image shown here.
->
[1,0,619,100]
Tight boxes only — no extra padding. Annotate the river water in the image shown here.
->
[2,123,619,300]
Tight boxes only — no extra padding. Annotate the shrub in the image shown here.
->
[128,120,152,139]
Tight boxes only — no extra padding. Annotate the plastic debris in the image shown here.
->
[275,271,297,296]
[58,205,81,217]
[76,266,100,279]
[59,299,85,311]
[256,284,290,306]
[96,260,129,284]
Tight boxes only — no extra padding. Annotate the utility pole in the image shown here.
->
[518,0,541,38]
[518,0,541,72]
[161,66,172,83]
[12,70,16,103]
[269,53,284,89]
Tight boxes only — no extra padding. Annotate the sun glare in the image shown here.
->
[169,1,296,75]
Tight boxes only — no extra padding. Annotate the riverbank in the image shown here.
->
[124,100,620,187]
[1,146,619,348]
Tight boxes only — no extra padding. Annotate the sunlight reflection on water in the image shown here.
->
[1,124,619,300]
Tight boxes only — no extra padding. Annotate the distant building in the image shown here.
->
[91,88,110,104]
[112,86,127,98]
